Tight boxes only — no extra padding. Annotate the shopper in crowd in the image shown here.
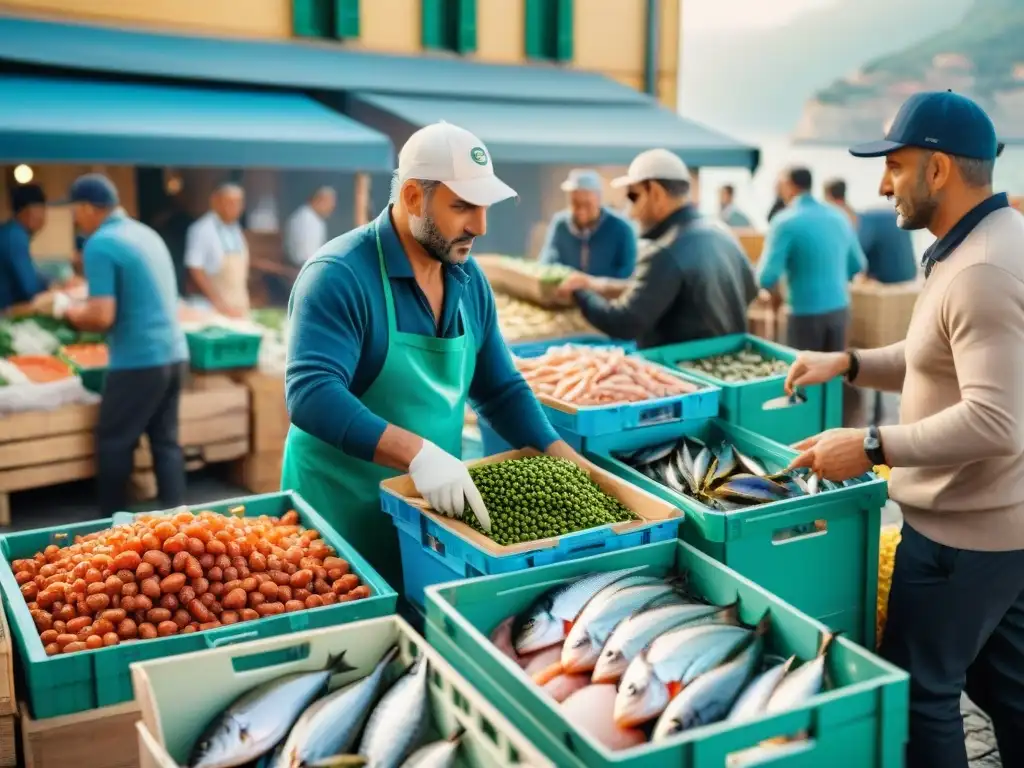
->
[60,174,188,516]
[555,149,756,348]
[757,166,866,352]
[184,182,249,316]
[784,91,1023,768]
[538,169,636,278]
[718,183,753,227]
[0,184,49,313]
[285,186,336,267]
[825,177,918,284]
[282,122,576,589]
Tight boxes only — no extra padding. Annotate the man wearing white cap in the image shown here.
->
[281,122,573,590]
[557,149,757,348]
[538,169,637,278]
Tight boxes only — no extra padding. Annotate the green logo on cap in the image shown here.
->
[470,146,488,166]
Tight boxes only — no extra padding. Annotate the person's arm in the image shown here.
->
[879,265,1024,467]
[611,222,638,279]
[468,276,561,451]
[574,247,684,339]
[537,218,563,265]
[850,341,906,392]
[66,239,116,331]
[756,220,790,291]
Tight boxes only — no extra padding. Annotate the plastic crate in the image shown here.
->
[640,334,842,445]
[0,491,397,720]
[508,335,638,359]
[132,615,552,768]
[185,328,262,371]
[424,540,909,768]
[584,419,888,647]
[57,345,108,394]
[379,449,682,610]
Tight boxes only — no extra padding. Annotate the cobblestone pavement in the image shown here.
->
[847,388,1001,767]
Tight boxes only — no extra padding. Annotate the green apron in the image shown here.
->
[280,220,475,593]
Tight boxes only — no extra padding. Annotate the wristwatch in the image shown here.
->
[864,425,886,466]
[845,349,861,384]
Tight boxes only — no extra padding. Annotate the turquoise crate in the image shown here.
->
[639,334,842,445]
[425,540,909,768]
[0,491,397,719]
[77,365,107,394]
[185,327,263,371]
[584,419,887,647]
[379,457,682,610]
[508,335,638,358]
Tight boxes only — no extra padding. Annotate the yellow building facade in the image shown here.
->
[0,0,680,109]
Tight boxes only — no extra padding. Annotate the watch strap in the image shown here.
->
[846,349,861,384]
[865,425,886,465]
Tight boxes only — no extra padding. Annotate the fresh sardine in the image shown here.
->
[632,441,677,466]
[358,655,431,768]
[661,459,687,495]
[562,580,682,673]
[652,633,764,741]
[713,475,791,504]
[593,603,738,684]
[727,655,795,723]
[674,444,699,495]
[692,447,711,491]
[398,730,463,768]
[512,568,638,654]
[276,647,398,768]
[706,444,737,489]
[190,654,355,768]
[765,633,833,714]
[734,449,767,478]
[807,473,820,495]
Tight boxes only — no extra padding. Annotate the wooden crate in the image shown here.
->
[231,451,282,496]
[733,227,765,264]
[228,371,287,454]
[20,700,139,768]
[849,279,922,349]
[0,716,14,768]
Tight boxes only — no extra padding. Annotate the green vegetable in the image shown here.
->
[463,456,637,546]
[496,256,574,286]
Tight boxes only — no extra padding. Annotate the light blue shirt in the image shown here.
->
[184,211,247,275]
[758,195,866,316]
[84,211,188,370]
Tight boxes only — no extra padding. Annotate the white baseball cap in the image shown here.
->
[397,121,517,207]
[611,148,691,188]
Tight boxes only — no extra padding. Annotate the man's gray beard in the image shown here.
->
[409,213,454,263]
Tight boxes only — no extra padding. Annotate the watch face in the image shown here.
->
[865,436,880,450]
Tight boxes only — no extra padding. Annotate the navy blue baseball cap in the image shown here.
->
[65,173,119,207]
[850,91,1004,160]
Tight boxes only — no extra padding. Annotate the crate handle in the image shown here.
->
[566,539,609,556]
[207,629,260,649]
[636,400,682,426]
[725,736,816,766]
[772,519,827,544]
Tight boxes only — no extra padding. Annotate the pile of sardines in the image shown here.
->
[190,646,462,768]
[491,567,833,759]
[614,437,844,511]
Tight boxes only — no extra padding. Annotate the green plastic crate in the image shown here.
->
[584,419,887,647]
[639,334,843,445]
[185,327,262,371]
[425,540,909,768]
[0,491,397,719]
[57,345,107,394]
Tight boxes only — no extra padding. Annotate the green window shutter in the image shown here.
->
[524,0,549,59]
[422,0,446,49]
[293,0,333,38]
[334,0,360,39]
[453,0,477,54]
[554,0,573,62]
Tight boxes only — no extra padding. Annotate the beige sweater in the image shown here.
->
[857,207,1024,551]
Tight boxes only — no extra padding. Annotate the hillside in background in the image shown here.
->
[678,0,970,139]
[796,0,1024,142]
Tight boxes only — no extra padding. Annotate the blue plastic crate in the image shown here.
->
[507,334,637,359]
[379,452,682,610]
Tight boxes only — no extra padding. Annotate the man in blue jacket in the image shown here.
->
[538,169,636,278]
[0,184,49,313]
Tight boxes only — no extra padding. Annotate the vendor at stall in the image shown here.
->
[282,122,577,589]
[60,174,188,516]
[184,183,249,317]
[555,149,757,348]
[538,169,637,278]
[0,184,50,314]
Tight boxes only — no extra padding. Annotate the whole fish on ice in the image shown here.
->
[358,654,430,768]
[727,655,795,723]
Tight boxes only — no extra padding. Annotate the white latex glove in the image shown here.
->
[51,292,71,319]
[409,440,492,532]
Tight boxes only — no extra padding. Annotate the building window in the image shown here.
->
[525,0,573,62]
[293,0,360,41]
[422,0,477,54]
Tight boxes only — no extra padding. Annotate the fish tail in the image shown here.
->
[306,756,367,768]
[720,600,740,622]
[818,630,840,657]
[754,612,772,637]
[447,726,466,743]
[325,650,358,676]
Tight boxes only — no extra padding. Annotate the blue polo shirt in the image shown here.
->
[538,209,637,278]
[84,211,187,370]
[0,220,47,311]
[857,208,918,284]
[758,195,866,316]
[287,207,561,462]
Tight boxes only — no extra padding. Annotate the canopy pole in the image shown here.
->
[354,172,370,226]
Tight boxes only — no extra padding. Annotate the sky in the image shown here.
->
[683,0,839,32]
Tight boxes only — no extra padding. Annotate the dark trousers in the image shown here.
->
[880,523,1024,767]
[786,307,849,352]
[96,362,187,515]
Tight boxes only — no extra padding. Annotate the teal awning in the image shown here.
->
[349,93,760,170]
[0,75,393,170]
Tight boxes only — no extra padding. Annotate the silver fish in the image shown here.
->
[398,730,463,768]
[807,473,820,495]
[765,635,832,715]
[276,647,398,768]
[673,444,699,495]
[358,655,431,768]
[661,459,687,495]
[593,603,738,684]
[727,655,796,723]
[190,653,355,768]
[706,444,737,488]
[562,580,682,674]
[692,447,711,491]
[713,474,791,504]
[614,622,755,727]
[734,448,767,478]
[652,634,765,741]
[512,568,638,654]
[632,441,677,466]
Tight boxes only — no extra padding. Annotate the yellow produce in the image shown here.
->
[877,524,901,647]
[494,292,595,342]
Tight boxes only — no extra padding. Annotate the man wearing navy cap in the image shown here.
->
[784,91,1024,768]
[0,184,49,313]
[538,169,637,279]
[62,174,189,516]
